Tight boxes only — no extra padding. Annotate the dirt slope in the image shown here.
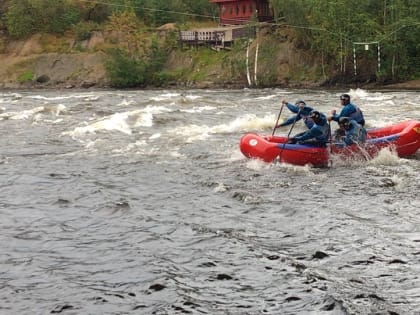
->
[0,29,419,90]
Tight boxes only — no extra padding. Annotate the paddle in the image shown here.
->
[272,102,285,136]
[328,121,333,167]
[277,109,301,163]
[328,121,333,152]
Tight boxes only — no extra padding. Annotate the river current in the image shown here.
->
[0,88,419,315]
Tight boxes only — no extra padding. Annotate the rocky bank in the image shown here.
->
[0,33,109,89]
[0,30,419,90]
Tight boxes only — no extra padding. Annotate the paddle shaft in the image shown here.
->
[278,109,301,162]
[328,121,333,153]
[328,121,333,167]
[272,103,285,136]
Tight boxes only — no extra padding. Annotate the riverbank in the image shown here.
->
[1,29,419,91]
[380,79,420,90]
[2,78,418,91]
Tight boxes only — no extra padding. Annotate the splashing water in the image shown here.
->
[0,88,418,315]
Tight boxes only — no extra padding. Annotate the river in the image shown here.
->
[0,88,419,315]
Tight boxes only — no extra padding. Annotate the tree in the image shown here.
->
[6,0,36,37]
[5,0,81,37]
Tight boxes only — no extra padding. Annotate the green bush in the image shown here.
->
[105,36,170,88]
[74,21,99,41]
[6,0,81,38]
[17,71,34,83]
[44,6,81,35]
[105,49,147,88]
[6,0,35,38]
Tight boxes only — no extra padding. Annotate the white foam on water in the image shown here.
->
[246,158,270,171]
[0,92,23,102]
[28,93,99,101]
[142,104,173,115]
[348,88,395,102]
[348,88,369,100]
[229,113,280,132]
[243,158,315,175]
[229,148,247,162]
[8,106,47,120]
[276,162,315,175]
[389,174,405,192]
[149,133,161,140]
[173,124,211,142]
[114,139,177,157]
[180,105,217,113]
[112,140,148,154]
[117,99,136,107]
[150,93,181,102]
[63,108,159,138]
[172,113,280,143]
[68,112,134,136]
[255,94,278,100]
[368,147,401,166]
[0,104,66,121]
[168,150,185,159]
[214,183,229,193]
[184,94,202,101]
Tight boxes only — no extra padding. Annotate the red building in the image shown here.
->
[210,0,273,25]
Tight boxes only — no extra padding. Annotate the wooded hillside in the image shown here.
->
[0,0,419,88]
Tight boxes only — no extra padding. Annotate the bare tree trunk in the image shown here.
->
[254,42,259,86]
[392,53,396,80]
[246,40,252,86]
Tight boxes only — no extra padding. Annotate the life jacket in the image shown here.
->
[348,103,364,125]
[313,117,330,142]
[302,114,314,129]
[347,121,367,144]
[297,106,314,129]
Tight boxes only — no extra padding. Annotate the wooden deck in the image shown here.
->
[179,26,254,48]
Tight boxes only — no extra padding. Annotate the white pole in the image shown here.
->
[340,35,343,73]
[353,45,357,76]
[254,42,259,86]
[246,40,252,86]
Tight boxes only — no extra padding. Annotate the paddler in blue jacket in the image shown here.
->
[334,117,367,147]
[328,94,365,126]
[288,111,330,147]
[276,99,314,130]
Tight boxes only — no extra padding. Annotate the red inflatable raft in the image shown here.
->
[240,120,420,167]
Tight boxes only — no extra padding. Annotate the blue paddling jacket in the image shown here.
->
[337,120,367,146]
[278,102,314,129]
[332,103,365,126]
[293,113,330,145]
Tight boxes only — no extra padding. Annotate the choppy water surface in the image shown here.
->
[0,88,419,314]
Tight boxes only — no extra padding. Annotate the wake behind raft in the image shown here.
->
[239,120,420,167]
